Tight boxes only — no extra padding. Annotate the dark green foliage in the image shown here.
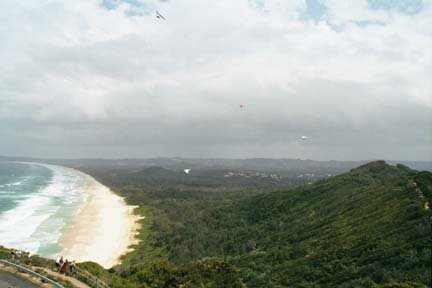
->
[0,246,9,259]
[377,282,429,288]
[217,162,431,287]
[101,161,430,288]
[413,171,432,205]
[119,259,244,288]
[74,259,243,288]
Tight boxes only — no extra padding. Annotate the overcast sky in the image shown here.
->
[0,0,431,160]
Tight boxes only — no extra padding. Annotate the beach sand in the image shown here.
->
[59,173,141,268]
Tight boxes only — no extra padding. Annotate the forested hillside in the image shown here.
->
[215,161,431,287]
[29,161,432,287]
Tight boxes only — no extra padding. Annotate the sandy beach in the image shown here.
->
[59,172,141,268]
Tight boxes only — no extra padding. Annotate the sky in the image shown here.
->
[0,0,431,161]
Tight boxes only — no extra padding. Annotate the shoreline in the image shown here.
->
[59,171,141,268]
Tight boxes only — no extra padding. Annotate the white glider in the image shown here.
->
[156,11,166,20]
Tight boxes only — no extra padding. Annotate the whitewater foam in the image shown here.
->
[0,163,87,257]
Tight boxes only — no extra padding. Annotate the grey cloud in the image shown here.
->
[0,0,431,160]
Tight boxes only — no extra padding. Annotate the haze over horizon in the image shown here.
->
[1,0,431,161]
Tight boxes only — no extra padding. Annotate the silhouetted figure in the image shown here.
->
[58,256,64,272]
[26,252,32,265]
[16,250,22,263]
[55,256,61,270]
[10,249,16,261]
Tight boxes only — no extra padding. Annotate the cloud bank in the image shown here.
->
[0,0,431,160]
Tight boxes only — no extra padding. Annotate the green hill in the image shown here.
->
[114,161,430,287]
[172,161,431,287]
[84,161,432,287]
[95,160,431,287]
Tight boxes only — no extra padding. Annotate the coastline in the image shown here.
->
[59,171,141,268]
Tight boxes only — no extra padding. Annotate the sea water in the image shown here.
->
[0,161,87,258]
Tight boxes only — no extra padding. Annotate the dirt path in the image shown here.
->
[36,268,90,288]
[413,182,430,210]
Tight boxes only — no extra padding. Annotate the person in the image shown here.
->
[55,256,61,270]
[26,252,32,265]
[69,260,76,276]
[61,259,69,275]
[58,256,64,273]
[10,249,16,261]
[16,250,22,263]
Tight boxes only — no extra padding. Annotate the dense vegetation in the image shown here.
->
[82,165,311,265]
[76,161,430,287]
[2,161,430,287]
[220,162,431,287]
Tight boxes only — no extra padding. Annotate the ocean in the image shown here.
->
[0,161,87,258]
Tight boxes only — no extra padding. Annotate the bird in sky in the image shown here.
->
[184,169,191,174]
[301,136,308,140]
